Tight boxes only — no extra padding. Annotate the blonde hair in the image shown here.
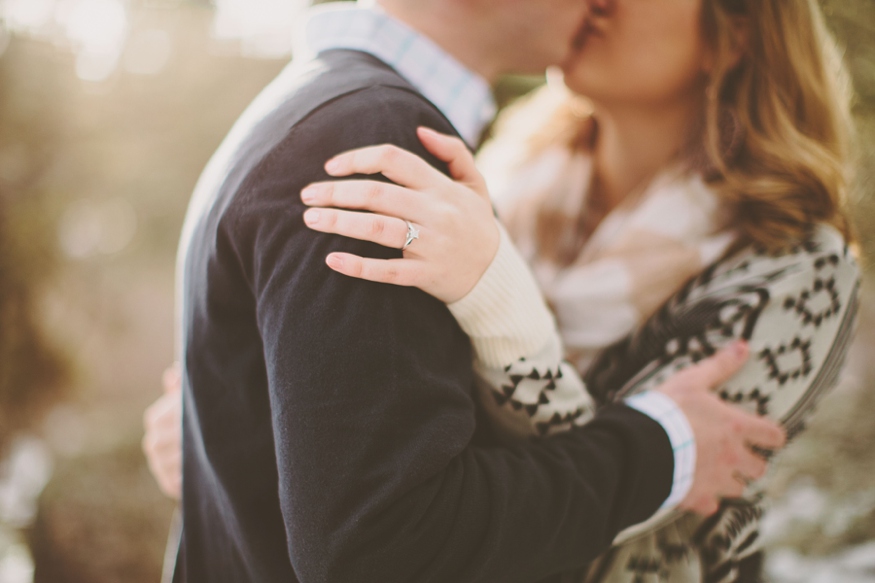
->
[704,0,855,250]
[496,0,856,258]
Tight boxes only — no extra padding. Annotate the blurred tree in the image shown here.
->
[0,49,69,453]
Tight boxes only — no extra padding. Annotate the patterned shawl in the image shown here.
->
[479,141,861,583]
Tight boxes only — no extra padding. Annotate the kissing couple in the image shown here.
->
[142,0,860,581]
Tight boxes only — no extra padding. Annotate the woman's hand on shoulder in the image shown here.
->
[301,127,499,304]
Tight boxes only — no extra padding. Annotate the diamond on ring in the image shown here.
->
[403,220,420,250]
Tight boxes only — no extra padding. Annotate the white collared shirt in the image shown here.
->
[301,3,496,147]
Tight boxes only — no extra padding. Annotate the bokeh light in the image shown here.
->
[57,0,128,81]
[2,0,57,33]
[0,1,871,582]
[123,28,172,76]
[212,0,308,58]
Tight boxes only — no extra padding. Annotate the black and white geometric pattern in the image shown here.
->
[579,224,860,583]
[474,224,860,582]
[584,224,859,434]
[475,334,596,440]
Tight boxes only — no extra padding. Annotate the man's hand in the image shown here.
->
[656,341,786,515]
[142,363,183,501]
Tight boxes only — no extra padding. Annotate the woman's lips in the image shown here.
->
[571,20,600,50]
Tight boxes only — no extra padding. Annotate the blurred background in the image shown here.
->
[0,0,871,582]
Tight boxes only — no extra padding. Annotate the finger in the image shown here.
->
[149,443,179,464]
[325,144,450,191]
[144,401,166,428]
[416,127,488,197]
[702,499,720,516]
[735,450,769,482]
[735,412,787,451]
[722,479,746,499]
[688,496,720,517]
[144,393,180,427]
[161,477,182,501]
[325,253,420,287]
[303,208,411,250]
[142,429,176,457]
[301,180,429,223]
[155,460,182,500]
[684,340,749,391]
[165,478,182,501]
[162,363,181,394]
[158,450,182,471]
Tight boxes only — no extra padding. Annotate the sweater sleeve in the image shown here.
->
[447,222,556,368]
[237,86,675,583]
[447,223,598,438]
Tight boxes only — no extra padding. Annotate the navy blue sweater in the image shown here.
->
[175,50,674,583]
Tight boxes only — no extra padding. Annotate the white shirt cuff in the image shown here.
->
[625,391,696,510]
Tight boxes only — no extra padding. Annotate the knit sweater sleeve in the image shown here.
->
[447,223,596,438]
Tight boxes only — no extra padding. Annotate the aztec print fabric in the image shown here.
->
[579,224,860,582]
[474,144,861,582]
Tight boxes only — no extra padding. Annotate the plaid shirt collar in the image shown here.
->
[302,3,496,147]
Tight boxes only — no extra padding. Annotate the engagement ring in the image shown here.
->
[403,220,420,250]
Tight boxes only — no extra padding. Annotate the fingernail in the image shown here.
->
[418,126,437,136]
[303,209,320,225]
[325,158,341,174]
[326,254,343,269]
[733,340,749,359]
[301,185,319,203]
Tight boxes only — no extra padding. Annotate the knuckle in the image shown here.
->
[449,136,466,152]
[384,265,400,284]
[379,145,400,166]
[752,462,767,479]
[774,426,788,445]
[357,262,372,281]
[320,182,335,203]
[320,210,337,228]
[723,448,739,467]
[345,259,362,278]
[367,217,385,238]
[729,417,745,435]
[363,182,383,204]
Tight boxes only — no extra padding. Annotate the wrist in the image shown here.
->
[626,391,696,510]
[448,222,556,368]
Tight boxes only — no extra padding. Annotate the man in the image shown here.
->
[165,1,785,581]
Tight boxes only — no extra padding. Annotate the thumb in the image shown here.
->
[417,127,489,198]
[687,340,750,391]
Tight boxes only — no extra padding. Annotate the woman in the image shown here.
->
[144,0,861,580]
[296,0,861,581]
